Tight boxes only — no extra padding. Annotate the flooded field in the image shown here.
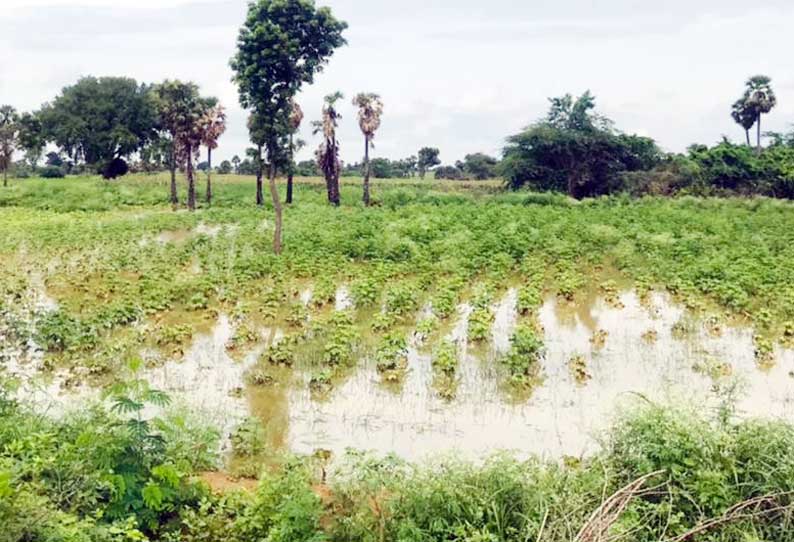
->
[7,283,793,462]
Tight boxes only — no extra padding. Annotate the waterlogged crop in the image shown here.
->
[322,311,359,367]
[467,307,494,342]
[375,332,409,382]
[516,284,542,316]
[431,339,459,400]
[501,325,544,388]
[261,337,296,367]
[432,339,458,376]
[414,314,438,341]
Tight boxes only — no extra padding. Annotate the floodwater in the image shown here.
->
[245,289,794,460]
[4,284,794,461]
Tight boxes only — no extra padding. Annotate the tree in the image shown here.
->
[352,93,384,205]
[246,113,268,207]
[218,160,233,174]
[231,0,347,254]
[231,155,241,174]
[295,159,320,176]
[501,92,661,198]
[45,151,64,167]
[152,80,216,211]
[460,153,499,180]
[435,165,465,180]
[286,101,304,204]
[0,106,19,186]
[199,104,227,205]
[314,92,344,206]
[731,99,756,147]
[417,147,440,179]
[39,76,157,178]
[743,75,777,154]
[16,112,45,169]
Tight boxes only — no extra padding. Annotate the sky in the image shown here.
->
[1,0,793,165]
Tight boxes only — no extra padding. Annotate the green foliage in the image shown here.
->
[322,311,358,366]
[235,459,326,542]
[417,147,441,179]
[432,340,458,376]
[502,92,661,198]
[501,325,544,387]
[231,0,347,170]
[374,333,409,379]
[39,76,158,176]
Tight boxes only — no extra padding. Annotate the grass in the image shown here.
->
[2,173,793,385]
[3,381,794,541]
[3,173,794,540]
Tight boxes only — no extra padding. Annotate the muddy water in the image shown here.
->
[247,290,794,460]
[6,283,794,462]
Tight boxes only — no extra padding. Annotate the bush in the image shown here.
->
[102,158,129,180]
[40,165,66,178]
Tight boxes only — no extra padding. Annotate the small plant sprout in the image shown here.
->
[589,329,608,350]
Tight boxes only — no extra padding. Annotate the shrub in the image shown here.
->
[40,165,66,178]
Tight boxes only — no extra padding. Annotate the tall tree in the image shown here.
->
[0,106,18,186]
[39,76,157,178]
[352,93,384,206]
[231,155,241,174]
[731,98,756,147]
[231,0,347,253]
[744,75,777,154]
[199,104,227,205]
[247,113,267,207]
[152,80,215,211]
[417,147,441,179]
[286,100,304,205]
[314,92,344,206]
[16,112,45,169]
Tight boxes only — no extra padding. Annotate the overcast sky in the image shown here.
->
[1,0,793,165]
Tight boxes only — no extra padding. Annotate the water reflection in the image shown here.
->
[252,290,794,461]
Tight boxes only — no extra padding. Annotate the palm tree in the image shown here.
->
[231,155,241,174]
[352,93,384,206]
[313,92,343,206]
[744,75,777,154]
[200,105,227,205]
[730,99,755,147]
[286,101,303,204]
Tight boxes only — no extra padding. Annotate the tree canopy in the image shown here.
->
[417,147,441,178]
[501,92,661,198]
[231,0,347,252]
[39,76,157,176]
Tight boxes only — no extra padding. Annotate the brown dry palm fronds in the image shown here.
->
[574,470,665,542]
[665,491,794,542]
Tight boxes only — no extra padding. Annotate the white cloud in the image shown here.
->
[1,0,793,165]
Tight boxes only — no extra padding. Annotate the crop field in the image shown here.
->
[4,174,794,540]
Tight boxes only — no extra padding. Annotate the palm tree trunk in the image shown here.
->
[3,168,7,187]
[745,129,751,147]
[205,147,212,205]
[363,135,371,206]
[329,142,340,207]
[286,133,294,205]
[169,142,178,207]
[186,143,196,211]
[268,162,283,254]
[256,144,264,206]
[756,114,762,155]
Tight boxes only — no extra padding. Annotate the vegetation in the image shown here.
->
[231,0,347,252]
[352,93,384,206]
[39,77,159,178]
[4,373,794,542]
[2,1,794,539]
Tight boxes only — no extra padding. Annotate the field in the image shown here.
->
[3,174,794,541]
